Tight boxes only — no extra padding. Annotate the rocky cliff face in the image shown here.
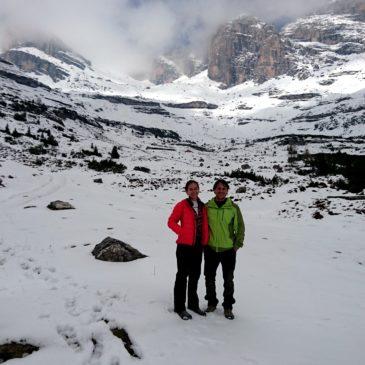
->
[1,37,91,82]
[283,14,365,47]
[282,9,365,79]
[2,49,70,82]
[165,49,206,78]
[324,0,365,21]
[148,51,206,85]
[208,16,293,87]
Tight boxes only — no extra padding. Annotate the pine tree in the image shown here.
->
[12,128,21,138]
[47,133,58,146]
[5,124,10,134]
[110,146,120,159]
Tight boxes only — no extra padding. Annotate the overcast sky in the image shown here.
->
[0,0,331,75]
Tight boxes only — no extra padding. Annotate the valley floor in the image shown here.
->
[0,160,364,365]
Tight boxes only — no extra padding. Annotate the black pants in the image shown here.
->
[204,246,236,310]
[174,244,203,312]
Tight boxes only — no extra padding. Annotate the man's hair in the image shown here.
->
[213,179,229,190]
[185,180,199,192]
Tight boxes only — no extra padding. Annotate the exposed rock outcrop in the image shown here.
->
[283,14,365,46]
[149,57,182,85]
[148,50,206,85]
[277,93,321,101]
[281,8,365,80]
[208,16,293,87]
[174,53,206,77]
[0,37,91,82]
[0,69,51,90]
[164,101,218,109]
[323,0,365,21]
[2,49,70,82]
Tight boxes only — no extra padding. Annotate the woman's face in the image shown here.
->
[214,183,228,201]
[186,183,199,200]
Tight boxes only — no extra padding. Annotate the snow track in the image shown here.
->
[0,173,68,207]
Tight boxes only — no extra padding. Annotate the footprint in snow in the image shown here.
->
[32,266,42,275]
[57,324,82,351]
[38,313,50,319]
[19,258,59,285]
[20,262,30,270]
[65,297,78,315]
[91,335,104,360]
[93,305,103,313]
[109,356,120,365]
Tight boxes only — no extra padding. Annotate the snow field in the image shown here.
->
[0,159,364,365]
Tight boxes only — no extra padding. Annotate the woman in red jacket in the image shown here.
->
[167,180,209,320]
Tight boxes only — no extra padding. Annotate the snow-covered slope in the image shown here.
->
[1,139,364,364]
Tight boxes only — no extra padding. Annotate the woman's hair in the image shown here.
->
[185,180,199,191]
[213,179,229,190]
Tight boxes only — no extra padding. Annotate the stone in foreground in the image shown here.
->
[92,237,147,262]
[0,341,39,362]
[47,200,75,210]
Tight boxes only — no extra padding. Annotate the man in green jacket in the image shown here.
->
[204,179,245,320]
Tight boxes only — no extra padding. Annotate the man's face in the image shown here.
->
[214,183,228,201]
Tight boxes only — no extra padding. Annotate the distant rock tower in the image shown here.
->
[208,16,293,87]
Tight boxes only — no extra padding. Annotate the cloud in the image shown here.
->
[0,0,330,75]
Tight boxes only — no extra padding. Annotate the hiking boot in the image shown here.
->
[224,309,235,320]
[205,305,217,313]
[188,307,207,316]
[177,310,192,320]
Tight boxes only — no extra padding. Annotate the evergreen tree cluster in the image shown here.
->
[290,152,365,193]
[226,169,287,187]
[88,159,127,174]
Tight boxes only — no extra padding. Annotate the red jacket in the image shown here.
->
[167,199,209,246]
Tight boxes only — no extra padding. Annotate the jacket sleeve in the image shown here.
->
[233,204,245,248]
[201,206,210,244]
[167,201,183,235]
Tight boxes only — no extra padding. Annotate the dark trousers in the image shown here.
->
[174,244,203,312]
[204,246,236,310]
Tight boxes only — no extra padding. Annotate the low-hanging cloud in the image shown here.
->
[0,0,330,75]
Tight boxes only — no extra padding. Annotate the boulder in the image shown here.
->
[0,342,39,362]
[92,237,147,262]
[312,211,324,219]
[236,186,247,194]
[47,200,75,210]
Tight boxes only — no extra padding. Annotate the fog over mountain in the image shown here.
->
[0,0,331,75]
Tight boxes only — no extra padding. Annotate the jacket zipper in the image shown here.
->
[216,207,219,252]
[190,202,197,246]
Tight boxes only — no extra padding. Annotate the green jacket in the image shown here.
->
[206,198,245,251]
